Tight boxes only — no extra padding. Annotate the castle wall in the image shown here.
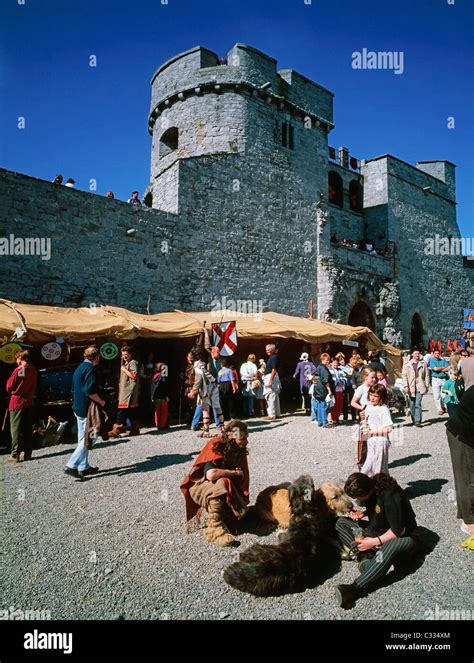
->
[0,169,181,312]
[363,156,472,343]
[1,43,470,348]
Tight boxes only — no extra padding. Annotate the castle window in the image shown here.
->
[349,180,363,212]
[281,122,295,150]
[159,127,179,159]
[328,171,343,207]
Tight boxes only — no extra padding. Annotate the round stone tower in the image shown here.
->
[146,43,335,316]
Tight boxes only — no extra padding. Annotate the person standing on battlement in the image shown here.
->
[127,191,142,206]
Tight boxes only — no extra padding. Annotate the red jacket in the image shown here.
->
[180,436,250,522]
[6,363,38,411]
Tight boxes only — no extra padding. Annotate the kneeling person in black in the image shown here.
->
[335,472,418,609]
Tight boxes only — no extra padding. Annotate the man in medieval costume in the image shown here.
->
[180,419,250,547]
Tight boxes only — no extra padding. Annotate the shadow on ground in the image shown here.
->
[405,478,448,499]
[85,452,198,479]
[388,453,432,469]
[418,416,448,427]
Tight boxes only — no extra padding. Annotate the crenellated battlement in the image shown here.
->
[148,43,334,135]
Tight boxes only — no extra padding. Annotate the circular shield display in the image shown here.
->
[100,342,119,360]
[41,342,62,361]
[0,343,23,364]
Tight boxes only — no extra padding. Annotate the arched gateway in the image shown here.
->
[348,300,376,332]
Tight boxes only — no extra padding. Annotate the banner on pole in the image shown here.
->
[212,321,237,356]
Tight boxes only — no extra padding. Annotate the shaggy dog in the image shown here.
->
[253,482,292,528]
[223,475,352,596]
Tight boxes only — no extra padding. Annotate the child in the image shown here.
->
[351,367,376,412]
[351,368,377,468]
[376,369,388,388]
[151,362,169,431]
[360,384,393,477]
[441,369,460,417]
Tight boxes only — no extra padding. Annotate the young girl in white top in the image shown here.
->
[351,367,376,412]
[361,384,393,477]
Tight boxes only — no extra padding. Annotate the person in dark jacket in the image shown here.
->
[445,385,474,537]
[65,346,105,479]
[334,472,419,609]
[151,362,170,431]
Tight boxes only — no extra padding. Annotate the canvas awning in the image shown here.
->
[0,299,402,358]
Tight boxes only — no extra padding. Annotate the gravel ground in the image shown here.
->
[1,395,472,621]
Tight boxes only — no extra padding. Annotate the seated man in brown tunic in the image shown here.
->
[180,420,250,547]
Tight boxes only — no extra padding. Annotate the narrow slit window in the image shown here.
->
[289,125,294,150]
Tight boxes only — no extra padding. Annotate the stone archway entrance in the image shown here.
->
[348,300,376,332]
[410,313,425,350]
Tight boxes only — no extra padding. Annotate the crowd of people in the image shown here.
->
[330,233,392,257]
[3,333,473,608]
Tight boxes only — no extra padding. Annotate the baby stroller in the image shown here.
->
[388,378,408,415]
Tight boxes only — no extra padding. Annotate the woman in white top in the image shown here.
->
[360,384,393,477]
[240,354,259,418]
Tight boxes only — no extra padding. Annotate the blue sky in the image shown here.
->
[1,0,473,237]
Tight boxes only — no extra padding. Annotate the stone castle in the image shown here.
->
[0,43,472,348]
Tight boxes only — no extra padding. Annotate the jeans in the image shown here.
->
[408,392,423,423]
[312,397,328,426]
[66,415,92,472]
[432,377,446,412]
[242,395,255,417]
[191,405,220,429]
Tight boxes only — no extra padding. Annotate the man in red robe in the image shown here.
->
[181,420,250,546]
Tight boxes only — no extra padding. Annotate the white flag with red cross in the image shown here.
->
[211,321,237,356]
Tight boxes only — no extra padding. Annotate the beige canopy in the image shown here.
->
[0,299,402,359]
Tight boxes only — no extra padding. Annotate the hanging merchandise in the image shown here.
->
[41,342,62,361]
[0,342,23,364]
[100,342,119,360]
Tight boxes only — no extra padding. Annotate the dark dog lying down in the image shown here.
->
[223,475,352,596]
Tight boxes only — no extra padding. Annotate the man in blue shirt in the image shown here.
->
[64,346,105,479]
[428,350,449,415]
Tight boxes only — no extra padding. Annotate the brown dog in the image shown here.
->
[254,482,292,528]
[254,481,351,529]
